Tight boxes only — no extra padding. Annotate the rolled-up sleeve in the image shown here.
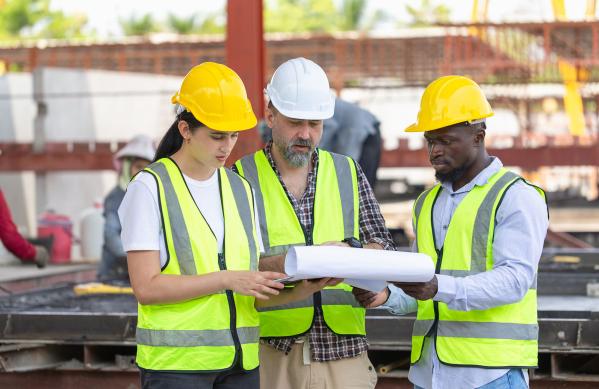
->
[383,284,418,315]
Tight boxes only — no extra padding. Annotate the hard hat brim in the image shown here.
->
[172,94,257,132]
[404,123,421,132]
[270,98,334,121]
[189,105,258,132]
[404,112,494,133]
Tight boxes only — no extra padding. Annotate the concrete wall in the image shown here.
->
[0,73,36,142]
[1,68,181,258]
[0,73,37,236]
[38,67,180,142]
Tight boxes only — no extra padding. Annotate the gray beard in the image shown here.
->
[275,139,312,168]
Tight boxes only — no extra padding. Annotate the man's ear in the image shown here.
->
[265,107,276,128]
[473,128,486,146]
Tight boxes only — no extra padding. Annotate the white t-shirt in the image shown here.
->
[118,170,263,268]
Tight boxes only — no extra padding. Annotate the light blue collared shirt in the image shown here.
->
[384,157,548,389]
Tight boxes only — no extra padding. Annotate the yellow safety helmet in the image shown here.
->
[405,75,493,132]
[171,62,257,132]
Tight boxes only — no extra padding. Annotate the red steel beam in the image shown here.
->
[380,141,599,170]
[226,0,265,162]
[2,140,599,172]
[2,22,599,86]
[0,143,124,172]
[545,229,594,249]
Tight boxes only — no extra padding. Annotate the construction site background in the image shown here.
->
[1,0,599,387]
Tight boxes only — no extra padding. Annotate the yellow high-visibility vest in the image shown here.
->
[412,168,546,367]
[135,158,260,371]
[235,149,365,337]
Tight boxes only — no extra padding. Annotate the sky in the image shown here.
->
[48,0,593,38]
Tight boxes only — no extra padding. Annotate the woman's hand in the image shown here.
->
[352,287,389,308]
[291,277,343,301]
[222,271,286,300]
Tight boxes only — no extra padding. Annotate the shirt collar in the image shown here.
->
[440,157,503,194]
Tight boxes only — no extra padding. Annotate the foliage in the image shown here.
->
[405,0,450,27]
[119,13,158,36]
[264,0,385,33]
[0,0,87,40]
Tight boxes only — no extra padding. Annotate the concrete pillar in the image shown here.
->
[33,67,47,217]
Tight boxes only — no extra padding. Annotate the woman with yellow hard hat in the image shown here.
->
[119,62,333,388]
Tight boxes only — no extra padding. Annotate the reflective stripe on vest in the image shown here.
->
[137,326,260,347]
[135,158,260,371]
[412,320,538,340]
[235,149,365,337]
[411,168,546,368]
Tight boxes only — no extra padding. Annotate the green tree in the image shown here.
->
[339,0,388,32]
[119,13,158,36]
[196,12,225,34]
[164,12,225,35]
[38,11,87,39]
[339,0,369,31]
[405,0,451,27]
[167,13,197,34]
[264,0,385,33]
[0,0,87,40]
[0,0,46,37]
[264,0,338,33]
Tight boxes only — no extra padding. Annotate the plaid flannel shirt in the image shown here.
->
[236,142,395,361]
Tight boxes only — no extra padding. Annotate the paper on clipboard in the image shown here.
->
[283,246,434,292]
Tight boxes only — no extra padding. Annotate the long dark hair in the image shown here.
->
[154,110,205,162]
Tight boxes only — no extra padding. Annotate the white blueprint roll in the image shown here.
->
[284,246,435,292]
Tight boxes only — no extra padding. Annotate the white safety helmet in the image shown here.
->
[265,57,335,120]
[113,134,156,170]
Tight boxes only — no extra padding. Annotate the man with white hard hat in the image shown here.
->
[234,57,394,389]
[97,134,155,282]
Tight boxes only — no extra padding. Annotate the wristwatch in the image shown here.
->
[342,237,363,248]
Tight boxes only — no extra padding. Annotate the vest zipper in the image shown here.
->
[427,247,443,365]
[218,173,242,369]
[429,247,443,337]
[426,187,443,340]
[220,251,242,369]
[307,164,323,327]
[301,224,322,320]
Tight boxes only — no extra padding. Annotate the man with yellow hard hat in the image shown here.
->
[354,76,548,389]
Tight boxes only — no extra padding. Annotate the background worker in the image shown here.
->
[119,62,330,389]
[97,134,155,282]
[354,76,549,389]
[321,97,382,189]
[234,57,395,389]
[0,189,49,268]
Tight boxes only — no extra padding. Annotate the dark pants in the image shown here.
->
[140,367,259,389]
